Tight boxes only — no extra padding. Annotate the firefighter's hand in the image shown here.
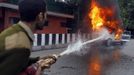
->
[37,55,57,70]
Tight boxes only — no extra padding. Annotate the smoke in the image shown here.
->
[94,0,121,20]
[99,0,123,30]
[60,28,110,56]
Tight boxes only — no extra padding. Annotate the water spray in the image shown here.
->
[48,28,110,65]
[49,33,105,62]
[53,30,108,57]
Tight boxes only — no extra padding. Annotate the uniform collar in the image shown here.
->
[18,21,34,41]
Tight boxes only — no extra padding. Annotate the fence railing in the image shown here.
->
[33,33,91,46]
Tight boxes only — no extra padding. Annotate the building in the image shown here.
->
[0,0,77,33]
[0,0,85,50]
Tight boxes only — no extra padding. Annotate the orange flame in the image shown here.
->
[88,0,123,39]
[89,1,104,31]
[115,28,123,40]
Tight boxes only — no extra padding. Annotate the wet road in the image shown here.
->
[39,40,134,75]
[103,40,134,75]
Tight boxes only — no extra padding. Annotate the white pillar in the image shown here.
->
[62,34,65,44]
[78,34,81,39]
[67,34,70,43]
[41,34,45,46]
[88,34,91,39]
[49,34,52,45]
[33,34,37,46]
[56,34,59,44]
[72,34,76,42]
[83,33,86,40]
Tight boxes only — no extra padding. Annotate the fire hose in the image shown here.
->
[43,31,108,68]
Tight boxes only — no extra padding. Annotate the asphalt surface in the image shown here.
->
[103,40,134,75]
[31,39,134,75]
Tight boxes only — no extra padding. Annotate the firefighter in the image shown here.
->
[0,0,56,75]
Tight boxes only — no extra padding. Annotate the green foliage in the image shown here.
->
[118,0,134,29]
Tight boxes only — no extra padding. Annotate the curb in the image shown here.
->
[32,44,68,52]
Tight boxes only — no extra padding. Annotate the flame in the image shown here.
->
[88,0,123,40]
[89,1,104,31]
[88,1,123,75]
[115,28,123,40]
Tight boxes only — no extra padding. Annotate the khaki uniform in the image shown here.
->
[0,21,34,51]
[0,21,38,75]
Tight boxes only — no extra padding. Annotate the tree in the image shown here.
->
[118,0,134,29]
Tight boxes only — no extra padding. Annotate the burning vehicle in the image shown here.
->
[87,0,124,47]
[120,31,131,44]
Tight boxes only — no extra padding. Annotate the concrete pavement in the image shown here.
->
[121,39,134,57]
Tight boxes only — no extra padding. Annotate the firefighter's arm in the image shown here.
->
[37,55,57,70]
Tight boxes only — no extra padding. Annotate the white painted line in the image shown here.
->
[67,34,70,43]
[49,34,53,45]
[33,34,37,46]
[72,34,76,42]
[41,34,45,46]
[56,34,59,44]
[62,34,65,44]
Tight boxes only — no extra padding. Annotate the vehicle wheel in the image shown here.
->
[106,38,112,47]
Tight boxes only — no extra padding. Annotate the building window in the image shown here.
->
[44,20,49,26]
[60,21,67,27]
[10,17,20,24]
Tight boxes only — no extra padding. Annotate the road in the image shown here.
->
[31,40,134,75]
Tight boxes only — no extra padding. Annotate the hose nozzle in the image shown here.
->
[52,54,61,59]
